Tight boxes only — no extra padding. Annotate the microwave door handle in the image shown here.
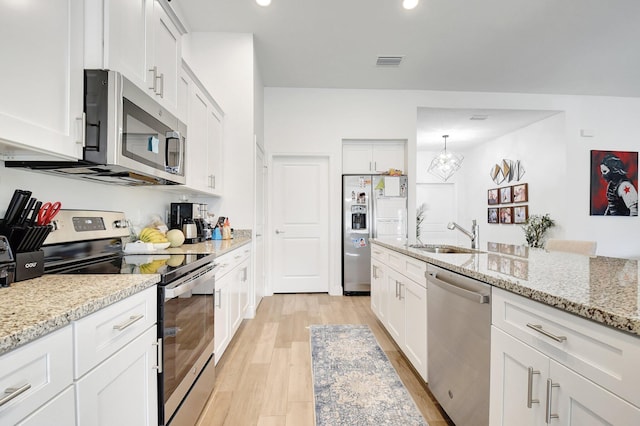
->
[165,131,181,172]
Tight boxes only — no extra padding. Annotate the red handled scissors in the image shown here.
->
[37,201,62,225]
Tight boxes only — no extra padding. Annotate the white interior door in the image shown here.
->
[416,183,457,244]
[272,155,329,293]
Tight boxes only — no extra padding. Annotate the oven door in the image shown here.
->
[159,262,218,425]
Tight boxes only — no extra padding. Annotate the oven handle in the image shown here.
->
[164,263,220,300]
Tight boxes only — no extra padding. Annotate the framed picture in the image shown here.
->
[499,207,513,224]
[488,188,499,205]
[513,205,529,224]
[513,183,528,203]
[488,208,499,224]
[590,150,639,216]
[499,186,512,203]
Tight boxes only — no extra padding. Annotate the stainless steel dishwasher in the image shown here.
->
[426,264,491,426]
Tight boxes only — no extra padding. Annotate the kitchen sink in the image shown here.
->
[409,244,484,254]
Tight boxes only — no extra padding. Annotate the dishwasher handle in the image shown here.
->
[427,271,490,304]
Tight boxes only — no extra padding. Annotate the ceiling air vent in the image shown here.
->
[376,56,404,67]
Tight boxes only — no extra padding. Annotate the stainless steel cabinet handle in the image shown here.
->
[374,161,377,171]
[156,73,164,98]
[372,265,378,279]
[152,338,163,373]
[0,383,31,406]
[395,280,399,298]
[149,66,158,92]
[76,113,86,147]
[397,281,404,300]
[428,273,490,304]
[526,324,567,343]
[527,367,540,408]
[369,161,372,171]
[545,378,560,423]
[275,229,285,234]
[113,314,144,331]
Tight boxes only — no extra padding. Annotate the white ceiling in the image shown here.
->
[173,0,640,147]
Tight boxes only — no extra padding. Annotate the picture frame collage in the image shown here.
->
[488,183,529,224]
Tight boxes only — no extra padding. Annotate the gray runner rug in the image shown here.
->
[310,324,428,425]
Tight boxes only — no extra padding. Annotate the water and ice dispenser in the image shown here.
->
[351,205,367,230]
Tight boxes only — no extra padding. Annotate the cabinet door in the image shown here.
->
[551,360,640,425]
[403,279,427,382]
[17,386,76,426]
[186,86,210,191]
[238,257,251,322]
[372,142,405,173]
[490,327,549,426]
[342,143,373,174]
[76,326,159,426]
[370,260,385,321]
[0,0,83,159]
[385,268,404,344]
[151,0,180,113]
[207,107,224,194]
[214,273,231,364]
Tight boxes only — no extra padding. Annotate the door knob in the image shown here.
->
[275,229,285,234]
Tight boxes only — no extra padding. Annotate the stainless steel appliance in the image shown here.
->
[40,210,217,426]
[426,264,491,426]
[342,174,408,294]
[170,202,207,243]
[5,70,187,186]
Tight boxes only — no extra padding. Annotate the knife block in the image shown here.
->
[14,250,44,282]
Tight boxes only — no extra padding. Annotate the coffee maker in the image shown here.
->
[170,203,207,243]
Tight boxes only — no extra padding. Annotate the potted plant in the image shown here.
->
[521,213,555,248]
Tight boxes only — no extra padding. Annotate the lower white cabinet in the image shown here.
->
[490,288,640,425]
[214,245,252,364]
[0,327,74,425]
[17,386,76,426]
[75,327,159,426]
[491,327,640,425]
[370,243,427,382]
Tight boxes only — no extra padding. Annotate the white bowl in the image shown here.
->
[153,242,171,250]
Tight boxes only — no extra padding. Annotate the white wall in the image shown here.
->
[265,87,640,261]
[182,32,257,229]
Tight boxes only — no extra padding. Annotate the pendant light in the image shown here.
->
[428,135,464,181]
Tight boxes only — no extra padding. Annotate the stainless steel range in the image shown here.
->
[42,210,217,426]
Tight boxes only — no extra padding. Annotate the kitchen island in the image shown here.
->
[0,233,251,356]
[373,238,640,336]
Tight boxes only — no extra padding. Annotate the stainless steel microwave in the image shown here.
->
[5,70,187,186]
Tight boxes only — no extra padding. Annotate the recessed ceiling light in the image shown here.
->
[403,0,419,10]
[256,0,271,6]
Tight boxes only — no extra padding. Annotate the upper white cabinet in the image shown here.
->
[85,0,183,115]
[0,0,84,160]
[342,141,406,174]
[181,63,224,196]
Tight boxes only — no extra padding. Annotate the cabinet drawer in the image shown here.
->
[387,250,426,288]
[492,287,640,407]
[371,244,388,262]
[73,286,157,379]
[0,327,73,425]
[215,245,250,280]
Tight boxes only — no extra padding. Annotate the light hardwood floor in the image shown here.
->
[196,294,453,426]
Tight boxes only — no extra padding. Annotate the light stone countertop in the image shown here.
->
[0,232,252,356]
[373,239,640,337]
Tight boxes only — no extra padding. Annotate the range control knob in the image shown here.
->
[113,220,128,229]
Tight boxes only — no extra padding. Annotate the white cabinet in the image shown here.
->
[85,0,182,115]
[181,63,224,196]
[490,288,640,425]
[371,243,428,381]
[17,386,76,426]
[0,327,74,425]
[0,0,84,159]
[342,141,406,174]
[74,286,159,426]
[214,245,252,364]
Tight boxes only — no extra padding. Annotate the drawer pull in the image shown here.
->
[0,383,31,406]
[216,289,222,309]
[527,367,540,408]
[545,378,560,423]
[113,314,144,331]
[526,323,567,343]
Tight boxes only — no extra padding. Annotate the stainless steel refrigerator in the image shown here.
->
[342,174,408,294]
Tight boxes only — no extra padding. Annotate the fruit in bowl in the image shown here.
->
[139,227,169,244]
[166,229,185,247]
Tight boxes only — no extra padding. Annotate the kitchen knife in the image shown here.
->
[17,198,36,226]
[28,201,42,226]
[3,190,31,225]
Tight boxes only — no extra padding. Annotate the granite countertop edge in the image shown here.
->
[0,234,252,356]
[372,239,640,337]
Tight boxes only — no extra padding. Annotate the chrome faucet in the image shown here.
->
[447,219,479,249]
